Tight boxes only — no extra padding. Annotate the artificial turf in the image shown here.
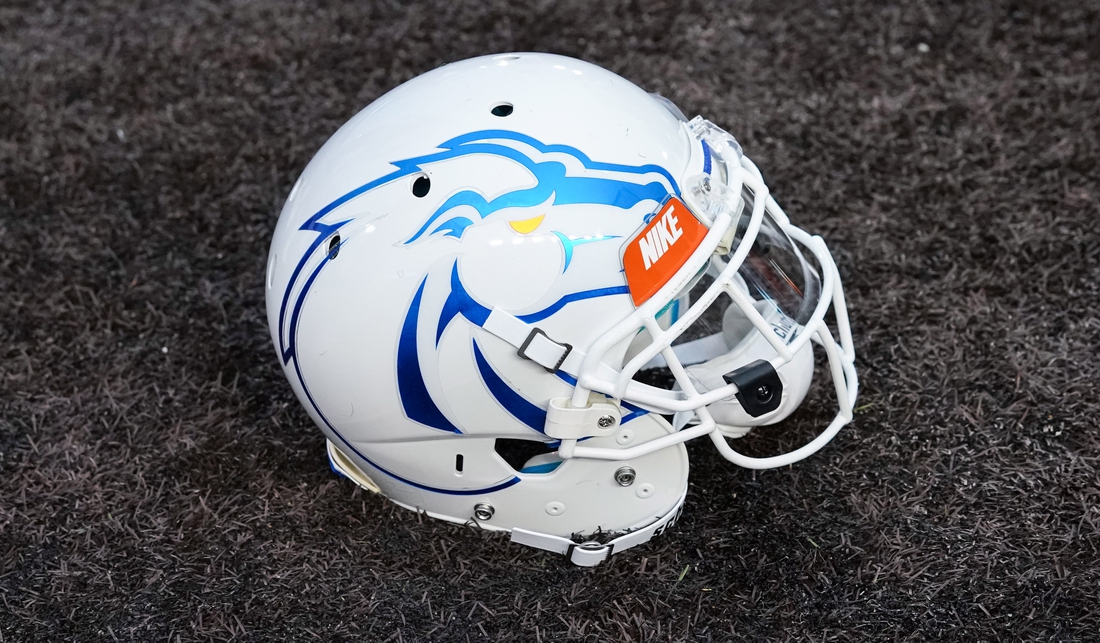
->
[2,0,1098,640]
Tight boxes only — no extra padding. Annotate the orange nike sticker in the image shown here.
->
[622,197,709,306]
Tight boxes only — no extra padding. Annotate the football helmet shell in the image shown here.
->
[265,53,857,566]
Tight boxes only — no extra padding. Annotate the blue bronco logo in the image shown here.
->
[280,129,677,451]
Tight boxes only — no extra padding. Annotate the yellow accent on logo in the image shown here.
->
[508,214,545,235]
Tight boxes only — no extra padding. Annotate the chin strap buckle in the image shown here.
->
[481,307,576,373]
[517,327,572,373]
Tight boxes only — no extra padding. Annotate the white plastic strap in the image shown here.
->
[641,332,728,369]
[508,490,686,566]
[483,307,576,373]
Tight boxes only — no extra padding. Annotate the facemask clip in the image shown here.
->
[544,394,622,440]
[723,360,783,417]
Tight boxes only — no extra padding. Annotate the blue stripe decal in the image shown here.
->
[620,402,650,424]
[286,244,338,368]
[444,129,681,189]
[473,339,547,433]
[437,262,491,345]
[516,286,630,324]
[551,232,621,272]
[397,278,462,434]
[279,228,349,364]
[279,165,414,363]
[555,372,578,386]
[701,139,712,176]
[436,260,629,342]
[520,461,562,474]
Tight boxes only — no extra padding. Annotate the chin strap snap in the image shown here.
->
[508,489,686,567]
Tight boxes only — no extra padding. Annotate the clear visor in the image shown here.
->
[708,186,821,335]
[651,118,822,360]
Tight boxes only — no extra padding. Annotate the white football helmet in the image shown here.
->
[266,53,857,566]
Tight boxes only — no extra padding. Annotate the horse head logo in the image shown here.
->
[280,129,680,437]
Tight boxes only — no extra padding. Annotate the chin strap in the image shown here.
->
[485,309,731,376]
[508,489,687,566]
[482,307,588,374]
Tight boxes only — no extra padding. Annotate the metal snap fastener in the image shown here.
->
[473,502,495,521]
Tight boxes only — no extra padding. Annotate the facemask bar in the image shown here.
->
[556,120,858,469]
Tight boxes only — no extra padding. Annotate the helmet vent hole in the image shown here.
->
[412,175,431,198]
[327,234,340,260]
[455,454,464,473]
[491,103,513,117]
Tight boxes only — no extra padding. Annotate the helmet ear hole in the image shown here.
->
[494,438,553,472]
[491,103,513,117]
[412,174,431,197]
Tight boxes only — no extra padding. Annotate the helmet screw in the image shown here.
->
[701,176,712,192]
[755,384,773,403]
[597,415,616,429]
[614,466,636,487]
[473,502,495,521]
